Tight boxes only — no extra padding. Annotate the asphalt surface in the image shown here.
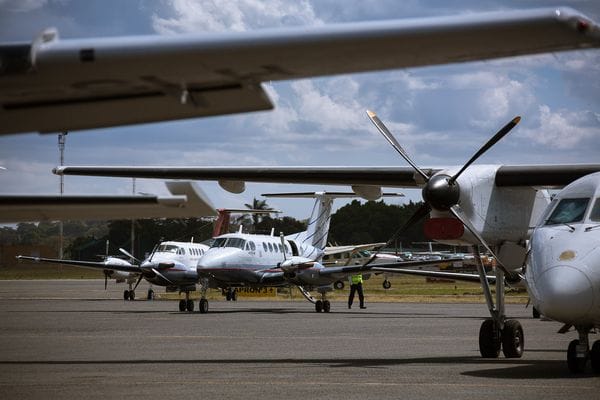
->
[0,280,598,399]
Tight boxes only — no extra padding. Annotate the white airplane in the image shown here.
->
[18,240,210,310]
[194,192,449,314]
[1,7,598,134]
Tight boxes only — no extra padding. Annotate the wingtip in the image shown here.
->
[513,116,521,124]
[366,109,376,118]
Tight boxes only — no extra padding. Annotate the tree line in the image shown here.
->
[0,199,427,261]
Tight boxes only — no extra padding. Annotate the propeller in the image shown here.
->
[119,247,141,264]
[365,110,521,275]
[104,271,109,290]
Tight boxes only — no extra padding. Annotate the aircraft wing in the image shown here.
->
[370,265,495,283]
[324,243,387,256]
[319,258,463,277]
[16,255,143,274]
[2,7,599,134]
[0,181,216,222]
[54,164,600,190]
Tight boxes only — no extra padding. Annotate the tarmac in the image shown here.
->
[0,280,598,399]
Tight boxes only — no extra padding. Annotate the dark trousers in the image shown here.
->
[348,283,364,307]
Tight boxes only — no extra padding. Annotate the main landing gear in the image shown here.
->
[198,278,209,314]
[178,291,194,312]
[473,248,524,359]
[566,327,600,374]
[315,288,331,313]
[123,282,136,301]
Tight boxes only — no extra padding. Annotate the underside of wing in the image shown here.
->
[0,181,216,222]
[1,7,598,134]
[16,256,143,274]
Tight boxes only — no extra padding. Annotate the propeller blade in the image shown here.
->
[449,116,521,184]
[363,202,431,268]
[118,248,141,264]
[366,110,430,182]
[448,205,509,275]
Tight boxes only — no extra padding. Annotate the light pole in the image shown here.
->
[58,132,67,258]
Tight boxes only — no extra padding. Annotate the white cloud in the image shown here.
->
[0,0,48,12]
[152,0,323,34]
[521,105,600,149]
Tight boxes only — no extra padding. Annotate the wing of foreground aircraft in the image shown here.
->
[54,164,600,192]
[1,7,599,134]
[16,255,143,274]
[0,181,216,222]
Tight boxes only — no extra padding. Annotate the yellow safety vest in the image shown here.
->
[351,274,363,284]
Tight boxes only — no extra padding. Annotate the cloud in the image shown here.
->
[152,0,324,34]
[0,0,48,12]
[521,105,600,149]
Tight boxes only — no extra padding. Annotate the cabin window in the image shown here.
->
[545,198,590,225]
[268,243,273,252]
[263,243,268,252]
[250,242,256,251]
[590,198,600,222]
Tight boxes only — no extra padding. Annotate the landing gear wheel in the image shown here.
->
[333,281,344,290]
[567,339,588,373]
[501,320,524,358]
[226,291,232,301]
[147,289,155,300]
[231,290,237,301]
[532,307,540,319]
[479,319,501,358]
[323,300,331,313]
[178,299,186,312]
[129,290,135,301]
[186,299,194,312]
[591,341,600,374]
[382,279,391,290]
[124,290,130,301]
[199,298,209,314]
[315,300,323,313]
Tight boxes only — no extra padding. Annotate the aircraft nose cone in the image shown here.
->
[537,265,593,323]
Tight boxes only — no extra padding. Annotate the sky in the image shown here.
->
[0,0,599,219]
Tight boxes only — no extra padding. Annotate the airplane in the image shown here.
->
[18,239,210,308]
[1,7,599,134]
[55,111,600,367]
[194,191,453,314]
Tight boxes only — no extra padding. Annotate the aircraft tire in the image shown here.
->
[501,320,524,358]
[315,300,323,313]
[567,340,588,373]
[532,307,540,319]
[478,319,501,358]
[178,299,186,312]
[226,291,231,301]
[147,289,154,300]
[590,341,600,374]
[199,298,209,314]
[231,290,237,301]
[129,291,135,301]
[124,290,130,301]
[186,299,194,312]
[333,281,344,290]
[382,280,391,290]
[323,300,331,313]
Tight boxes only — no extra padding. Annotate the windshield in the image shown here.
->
[545,198,590,225]
[209,237,246,249]
[157,244,179,253]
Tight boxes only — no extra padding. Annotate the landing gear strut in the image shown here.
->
[315,288,331,313]
[474,247,523,359]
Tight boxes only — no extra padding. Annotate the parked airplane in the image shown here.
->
[1,8,598,134]
[194,192,447,313]
[18,240,209,310]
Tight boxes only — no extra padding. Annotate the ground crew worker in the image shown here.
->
[348,273,366,309]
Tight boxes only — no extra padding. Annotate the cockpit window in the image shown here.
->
[545,198,590,225]
[210,238,227,248]
[157,244,179,253]
[590,198,600,222]
[210,237,246,249]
